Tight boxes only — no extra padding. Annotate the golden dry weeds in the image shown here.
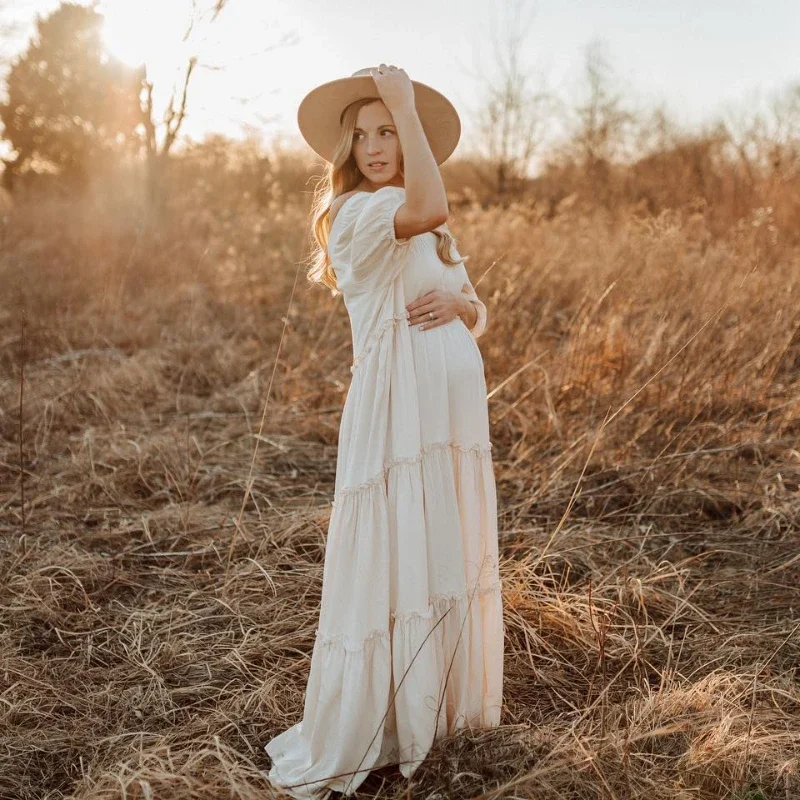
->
[1,175,798,800]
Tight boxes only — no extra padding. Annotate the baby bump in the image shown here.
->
[408,318,490,445]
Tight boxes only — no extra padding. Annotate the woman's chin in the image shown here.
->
[364,167,396,181]
[358,172,401,190]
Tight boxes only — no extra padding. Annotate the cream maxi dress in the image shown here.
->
[264,185,504,798]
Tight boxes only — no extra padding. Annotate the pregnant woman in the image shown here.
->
[264,63,504,798]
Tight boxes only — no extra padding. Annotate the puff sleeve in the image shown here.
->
[348,186,413,289]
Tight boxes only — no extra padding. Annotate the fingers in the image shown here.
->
[418,311,453,331]
[408,306,455,330]
[408,298,436,315]
[408,312,446,331]
[407,300,438,324]
[406,290,436,313]
[406,290,459,329]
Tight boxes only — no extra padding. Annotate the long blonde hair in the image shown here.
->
[306,97,467,296]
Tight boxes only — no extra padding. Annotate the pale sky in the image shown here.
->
[1,0,797,164]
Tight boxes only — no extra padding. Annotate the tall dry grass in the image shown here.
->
[1,153,798,799]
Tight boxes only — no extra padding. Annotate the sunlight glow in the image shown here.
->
[99,0,195,82]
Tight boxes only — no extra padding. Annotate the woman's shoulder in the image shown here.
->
[329,190,361,230]
[330,185,404,230]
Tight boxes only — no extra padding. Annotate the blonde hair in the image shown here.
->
[306,97,467,296]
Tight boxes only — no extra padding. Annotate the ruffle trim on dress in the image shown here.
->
[313,577,502,652]
[332,438,493,506]
[350,312,408,374]
[392,578,502,623]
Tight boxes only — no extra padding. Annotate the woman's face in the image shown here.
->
[352,101,403,188]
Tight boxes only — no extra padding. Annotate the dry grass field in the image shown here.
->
[1,157,799,799]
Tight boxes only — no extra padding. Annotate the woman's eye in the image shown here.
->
[354,130,392,140]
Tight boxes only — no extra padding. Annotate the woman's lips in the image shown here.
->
[369,163,387,170]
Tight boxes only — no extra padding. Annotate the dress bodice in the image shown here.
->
[327,185,487,369]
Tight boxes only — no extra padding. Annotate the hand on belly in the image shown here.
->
[406,289,468,332]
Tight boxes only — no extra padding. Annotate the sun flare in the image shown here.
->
[99,0,195,82]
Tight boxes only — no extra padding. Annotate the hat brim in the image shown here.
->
[297,74,461,166]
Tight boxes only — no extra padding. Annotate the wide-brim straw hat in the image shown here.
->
[297,66,461,166]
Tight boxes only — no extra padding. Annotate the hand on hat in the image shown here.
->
[370,64,415,114]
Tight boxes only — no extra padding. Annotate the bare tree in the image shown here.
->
[138,1,227,205]
[459,0,555,200]
[720,88,771,188]
[570,38,635,177]
[139,55,197,203]
[763,82,800,180]
[717,81,800,203]
[138,0,298,207]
